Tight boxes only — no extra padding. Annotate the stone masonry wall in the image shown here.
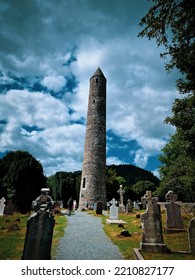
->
[79,68,107,208]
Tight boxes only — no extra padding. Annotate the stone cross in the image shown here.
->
[142,190,153,213]
[22,188,55,260]
[109,198,118,220]
[140,190,169,253]
[165,190,177,202]
[117,185,125,206]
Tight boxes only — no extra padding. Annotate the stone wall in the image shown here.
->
[159,202,195,216]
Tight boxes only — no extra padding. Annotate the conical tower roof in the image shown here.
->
[90,67,106,80]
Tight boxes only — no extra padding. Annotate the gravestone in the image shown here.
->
[106,198,127,225]
[4,199,14,215]
[117,185,125,213]
[141,196,147,209]
[109,198,119,220]
[22,188,55,260]
[165,190,184,232]
[134,200,140,210]
[96,201,103,215]
[188,217,195,254]
[126,199,133,213]
[0,197,6,216]
[140,191,169,253]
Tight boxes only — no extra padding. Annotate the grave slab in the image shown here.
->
[106,219,127,224]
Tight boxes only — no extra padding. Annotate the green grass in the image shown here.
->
[0,209,194,260]
[100,210,195,260]
[101,211,143,259]
[51,214,67,257]
[0,213,28,259]
[0,212,67,260]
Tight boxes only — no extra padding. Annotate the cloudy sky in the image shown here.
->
[0,0,179,177]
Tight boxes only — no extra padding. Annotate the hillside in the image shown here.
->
[108,164,160,187]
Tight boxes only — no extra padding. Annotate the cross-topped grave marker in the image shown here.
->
[140,191,169,253]
[22,188,55,260]
[117,185,125,212]
[109,198,118,220]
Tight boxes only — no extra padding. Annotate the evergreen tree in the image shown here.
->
[158,131,195,201]
[0,151,46,213]
[139,0,195,201]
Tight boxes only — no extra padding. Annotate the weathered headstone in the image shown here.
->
[22,188,55,260]
[134,200,140,210]
[0,197,6,216]
[188,217,195,254]
[126,199,133,213]
[165,190,184,232]
[141,196,147,209]
[4,199,14,215]
[106,198,127,225]
[140,191,169,253]
[93,203,97,211]
[117,185,125,212]
[96,201,103,215]
[109,198,119,220]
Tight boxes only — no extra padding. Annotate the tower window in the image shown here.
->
[82,177,86,188]
[96,78,98,83]
[92,99,95,104]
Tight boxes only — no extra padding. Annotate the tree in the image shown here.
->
[165,95,195,158]
[139,0,195,94]
[106,168,126,201]
[47,171,78,207]
[139,0,195,201]
[132,180,156,199]
[158,131,195,201]
[0,151,46,213]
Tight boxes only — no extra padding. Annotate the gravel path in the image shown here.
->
[55,211,124,260]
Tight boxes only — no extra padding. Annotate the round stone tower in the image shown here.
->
[79,68,107,209]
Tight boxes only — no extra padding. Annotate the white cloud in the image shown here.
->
[0,0,180,175]
[133,149,149,169]
[0,89,85,174]
[41,75,66,92]
[106,156,126,166]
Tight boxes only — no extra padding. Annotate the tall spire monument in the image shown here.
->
[79,68,107,208]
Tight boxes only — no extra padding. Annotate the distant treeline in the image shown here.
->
[0,150,164,213]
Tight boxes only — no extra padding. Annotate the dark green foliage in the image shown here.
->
[47,165,159,206]
[0,151,46,213]
[106,168,126,201]
[139,0,195,94]
[139,0,195,201]
[106,165,160,202]
[47,171,81,207]
[132,180,156,198]
[158,131,195,202]
[165,95,195,159]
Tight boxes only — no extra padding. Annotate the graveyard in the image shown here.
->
[0,196,194,260]
[0,212,66,260]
